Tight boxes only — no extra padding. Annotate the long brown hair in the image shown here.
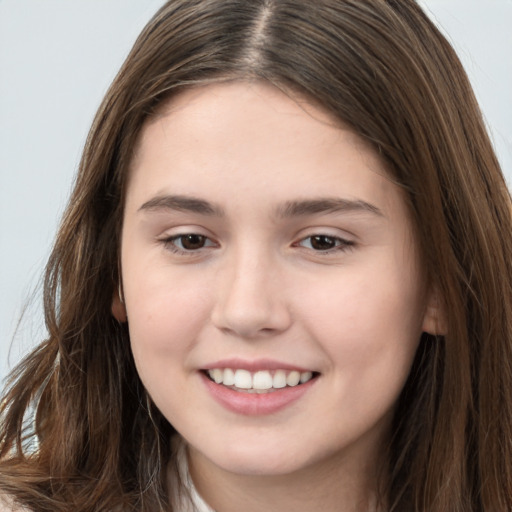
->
[1,1,511,510]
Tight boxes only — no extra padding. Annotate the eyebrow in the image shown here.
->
[138,194,383,218]
[276,198,384,218]
[138,195,225,216]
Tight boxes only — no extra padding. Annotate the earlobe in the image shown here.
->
[112,286,127,323]
[422,286,447,336]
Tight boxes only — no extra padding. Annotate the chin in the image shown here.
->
[201,439,318,477]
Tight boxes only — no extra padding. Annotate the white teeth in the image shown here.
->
[286,370,301,386]
[207,368,315,390]
[273,369,287,389]
[211,368,223,384]
[300,371,313,383]
[223,368,235,386]
[233,369,252,389]
[253,370,273,390]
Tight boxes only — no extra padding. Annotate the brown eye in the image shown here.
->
[309,235,337,251]
[296,234,354,253]
[177,234,208,250]
[162,233,216,254]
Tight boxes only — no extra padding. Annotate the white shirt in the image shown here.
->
[169,436,216,512]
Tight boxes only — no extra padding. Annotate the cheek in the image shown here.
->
[126,268,213,368]
[297,266,424,371]
[125,273,215,413]
[296,269,424,435]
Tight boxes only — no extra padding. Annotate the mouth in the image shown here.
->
[203,368,319,394]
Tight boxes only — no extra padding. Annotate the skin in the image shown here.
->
[118,81,439,511]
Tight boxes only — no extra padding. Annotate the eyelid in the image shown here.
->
[157,228,219,256]
[293,225,356,241]
[156,224,215,241]
[292,227,357,255]
[296,235,354,250]
[155,226,356,257]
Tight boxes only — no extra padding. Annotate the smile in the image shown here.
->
[206,368,315,393]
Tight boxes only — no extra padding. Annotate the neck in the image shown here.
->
[187,444,386,512]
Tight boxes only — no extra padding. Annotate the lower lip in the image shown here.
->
[200,372,317,416]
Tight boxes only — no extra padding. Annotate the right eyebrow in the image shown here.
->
[138,194,225,216]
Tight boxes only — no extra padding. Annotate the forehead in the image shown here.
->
[126,80,403,220]
[132,80,380,165]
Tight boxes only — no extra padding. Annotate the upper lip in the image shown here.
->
[201,358,315,373]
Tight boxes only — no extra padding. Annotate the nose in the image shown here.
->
[211,248,292,338]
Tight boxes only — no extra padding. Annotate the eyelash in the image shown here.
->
[160,233,354,256]
[294,234,355,254]
[161,234,217,255]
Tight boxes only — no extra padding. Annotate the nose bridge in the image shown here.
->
[211,240,291,337]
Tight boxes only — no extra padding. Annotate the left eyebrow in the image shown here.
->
[276,198,384,218]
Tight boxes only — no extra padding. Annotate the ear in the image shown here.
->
[422,286,447,336]
[112,287,127,323]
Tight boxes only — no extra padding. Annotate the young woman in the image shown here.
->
[1,1,511,511]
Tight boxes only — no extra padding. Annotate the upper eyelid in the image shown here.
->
[161,233,217,245]
[157,225,216,239]
[295,234,355,247]
[293,226,357,242]
[298,234,352,242]
[156,229,356,242]
[155,223,358,244]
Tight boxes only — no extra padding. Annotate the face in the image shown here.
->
[119,81,435,481]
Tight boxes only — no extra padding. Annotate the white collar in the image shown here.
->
[169,436,216,512]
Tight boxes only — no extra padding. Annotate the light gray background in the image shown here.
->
[1,1,511,383]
